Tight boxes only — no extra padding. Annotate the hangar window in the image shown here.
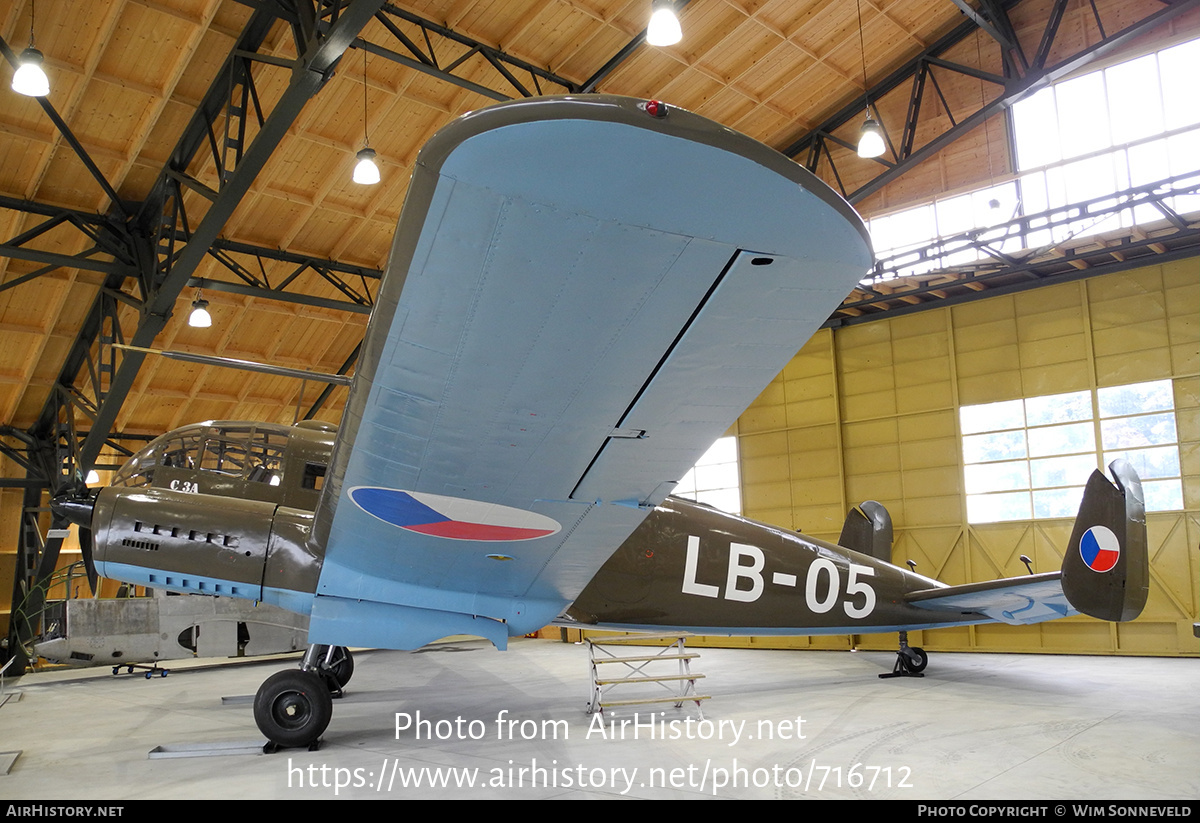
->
[961,380,1182,523]
[673,436,741,515]
[866,35,1200,279]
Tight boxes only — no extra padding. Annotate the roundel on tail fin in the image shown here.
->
[1079,525,1120,573]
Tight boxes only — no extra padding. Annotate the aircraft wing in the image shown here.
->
[306,96,873,650]
[905,573,1077,626]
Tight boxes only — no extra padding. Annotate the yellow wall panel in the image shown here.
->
[785,397,838,428]
[1040,621,1114,651]
[1091,318,1171,357]
[902,466,961,499]
[844,442,901,474]
[956,344,1021,378]
[840,390,897,420]
[951,294,1014,333]
[1020,362,1093,396]
[743,480,792,511]
[844,472,903,505]
[902,495,963,527]
[738,264,1197,658]
[753,379,785,408]
[787,425,839,452]
[741,431,788,458]
[896,382,954,415]
[900,438,959,470]
[738,403,787,432]
[897,410,958,440]
[1087,265,1162,299]
[742,454,789,483]
[957,371,1025,406]
[840,367,896,396]
[788,448,841,478]
[1017,334,1087,368]
[1093,348,1173,386]
[1089,293,1167,328]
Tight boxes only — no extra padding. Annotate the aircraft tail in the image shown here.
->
[1060,459,1148,622]
[838,500,893,563]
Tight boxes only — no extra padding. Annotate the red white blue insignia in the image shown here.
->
[350,487,561,542]
[1079,525,1120,573]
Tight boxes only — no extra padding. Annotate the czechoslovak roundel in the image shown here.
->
[350,487,561,542]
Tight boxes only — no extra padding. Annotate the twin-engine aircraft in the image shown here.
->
[52,96,1147,750]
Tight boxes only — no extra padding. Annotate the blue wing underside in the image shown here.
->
[308,97,873,650]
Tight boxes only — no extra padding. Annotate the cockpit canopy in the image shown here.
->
[111,421,335,510]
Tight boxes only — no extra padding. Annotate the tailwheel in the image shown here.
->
[254,669,332,751]
[905,646,928,673]
[879,631,927,679]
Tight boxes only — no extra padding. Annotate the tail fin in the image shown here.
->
[838,500,893,562]
[1061,459,1147,622]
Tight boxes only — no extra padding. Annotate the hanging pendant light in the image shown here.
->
[647,0,682,47]
[858,117,885,158]
[188,292,212,328]
[853,0,885,160]
[353,48,380,185]
[353,147,380,184]
[12,1,50,97]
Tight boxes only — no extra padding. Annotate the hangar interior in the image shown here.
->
[1,0,1198,675]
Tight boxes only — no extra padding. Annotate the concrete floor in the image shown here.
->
[1,639,1197,800]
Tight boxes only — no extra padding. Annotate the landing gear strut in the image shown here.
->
[879,631,926,678]
[254,644,354,752]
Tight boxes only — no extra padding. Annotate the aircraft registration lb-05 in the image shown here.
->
[305,95,874,652]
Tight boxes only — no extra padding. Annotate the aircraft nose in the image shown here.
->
[51,488,97,529]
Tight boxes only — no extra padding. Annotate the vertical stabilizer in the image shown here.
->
[1061,459,1147,622]
[838,500,893,563]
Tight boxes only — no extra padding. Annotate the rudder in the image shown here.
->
[1061,459,1147,622]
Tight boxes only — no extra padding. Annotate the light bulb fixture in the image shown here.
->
[188,292,212,328]
[853,0,886,160]
[352,49,380,185]
[647,0,682,47]
[13,48,49,97]
[353,147,380,185]
[857,117,885,158]
[85,469,100,485]
[12,1,49,97]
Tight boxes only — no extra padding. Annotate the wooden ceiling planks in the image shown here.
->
[0,0,1195,467]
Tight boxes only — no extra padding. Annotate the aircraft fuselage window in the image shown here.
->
[302,463,326,491]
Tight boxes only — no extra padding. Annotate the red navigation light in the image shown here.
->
[644,99,668,118]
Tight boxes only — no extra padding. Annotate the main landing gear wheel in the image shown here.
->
[324,646,354,690]
[906,647,928,673]
[254,669,332,751]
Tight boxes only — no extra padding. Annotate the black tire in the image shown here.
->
[327,647,354,688]
[253,670,333,748]
[906,647,928,673]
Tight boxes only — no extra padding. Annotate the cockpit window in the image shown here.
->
[200,435,249,476]
[161,435,202,469]
[247,430,288,485]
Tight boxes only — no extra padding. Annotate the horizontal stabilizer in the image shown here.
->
[906,573,1072,626]
[907,460,1147,627]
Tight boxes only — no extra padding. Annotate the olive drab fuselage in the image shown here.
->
[91,420,973,636]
